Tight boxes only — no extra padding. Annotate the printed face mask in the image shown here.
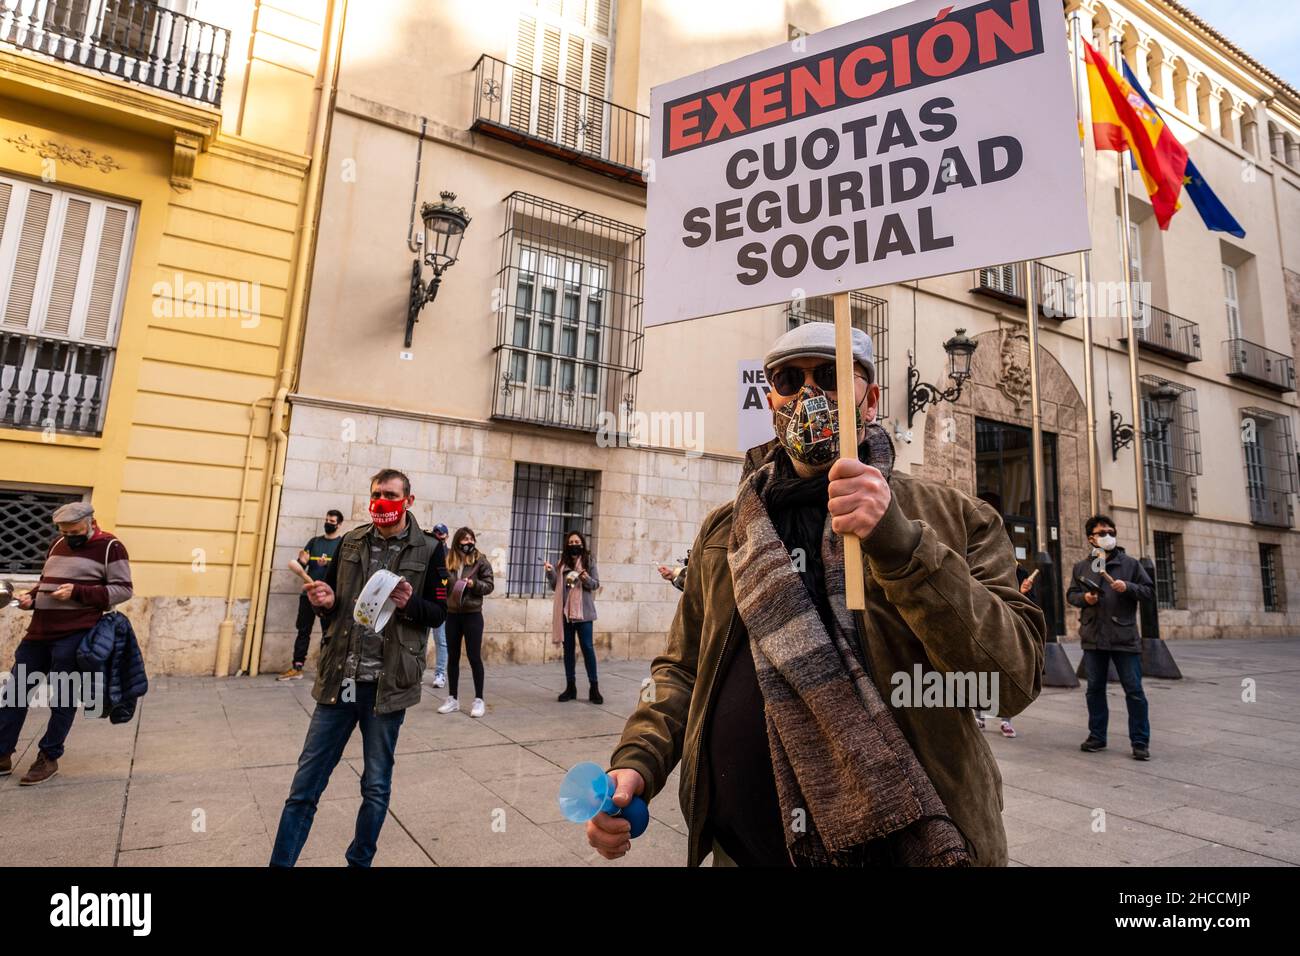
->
[459,542,475,555]
[771,383,864,467]
[369,497,406,528]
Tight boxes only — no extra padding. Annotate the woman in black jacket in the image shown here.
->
[437,527,494,718]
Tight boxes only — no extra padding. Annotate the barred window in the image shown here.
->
[1259,544,1283,612]
[1139,376,1201,514]
[1241,408,1298,528]
[493,193,643,432]
[506,463,597,597]
[1,488,83,575]
[1152,531,1180,610]
[785,291,889,421]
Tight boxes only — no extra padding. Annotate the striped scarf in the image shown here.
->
[727,439,969,867]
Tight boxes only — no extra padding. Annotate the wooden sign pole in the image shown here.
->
[833,292,867,611]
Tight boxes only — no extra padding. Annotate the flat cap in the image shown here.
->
[764,322,875,381]
[52,501,94,523]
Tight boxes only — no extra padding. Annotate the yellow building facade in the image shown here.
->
[0,0,340,674]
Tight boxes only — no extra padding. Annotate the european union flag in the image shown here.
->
[1122,62,1245,238]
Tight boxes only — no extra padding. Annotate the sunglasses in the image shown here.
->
[769,362,867,397]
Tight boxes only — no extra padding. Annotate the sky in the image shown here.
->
[1178,0,1300,88]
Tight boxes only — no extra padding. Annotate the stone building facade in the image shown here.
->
[246,0,1300,676]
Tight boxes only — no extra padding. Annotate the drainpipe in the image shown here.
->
[239,0,348,676]
[215,396,273,676]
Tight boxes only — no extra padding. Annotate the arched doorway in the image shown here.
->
[917,328,1101,638]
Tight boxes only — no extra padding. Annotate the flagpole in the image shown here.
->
[1071,12,1101,517]
[1111,37,1150,566]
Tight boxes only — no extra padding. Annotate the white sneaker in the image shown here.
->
[470,698,486,718]
[431,672,447,688]
[437,696,459,714]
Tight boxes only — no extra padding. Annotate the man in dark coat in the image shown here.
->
[1066,514,1155,761]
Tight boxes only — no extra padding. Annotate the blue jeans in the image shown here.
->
[563,620,598,685]
[0,631,87,761]
[433,622,447,675]
[1083,649,1150,748]
[270,681,405,867]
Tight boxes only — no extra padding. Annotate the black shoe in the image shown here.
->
[557,684,577,702]
[1080,736,1107,752]
[589,683,603,705]
[1132,745,1150,761]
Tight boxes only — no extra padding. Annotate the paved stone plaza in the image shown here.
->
[2,638,1298,867]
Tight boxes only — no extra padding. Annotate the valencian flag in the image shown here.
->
[1084,40,1188,229]
[1121,60,1246,238]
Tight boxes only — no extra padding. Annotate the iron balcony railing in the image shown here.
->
[1249,485,1293,527]
[1119,302,1202,362]
[0,0,229,107]
[972,261,1076,319]
[1226,338,1296,392]
[471,53,648,185]
[0,330,115,436]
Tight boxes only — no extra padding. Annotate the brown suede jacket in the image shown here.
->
[609,437,1046,866]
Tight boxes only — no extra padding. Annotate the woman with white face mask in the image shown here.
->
[437,528,494,718]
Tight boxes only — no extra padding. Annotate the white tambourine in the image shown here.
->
[354,569,403,632]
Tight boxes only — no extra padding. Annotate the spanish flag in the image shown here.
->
[1084,41,1188,229]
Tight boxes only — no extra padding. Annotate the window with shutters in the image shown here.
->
[0,173,135,436]
[508,0,612,151]
[471,1,648,182]
[972,261,1076,319]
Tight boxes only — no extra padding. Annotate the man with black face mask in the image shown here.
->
[590,323,1045,867]
[280,509,346,681]
[1,502,133,785]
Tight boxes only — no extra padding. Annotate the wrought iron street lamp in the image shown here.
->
[405,191,471,348]
[907,328,978,428]
[1111,381,1180,460]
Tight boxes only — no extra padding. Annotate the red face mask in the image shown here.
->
[369,497,406,527]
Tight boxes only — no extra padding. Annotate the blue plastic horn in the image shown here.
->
[557,762,649,838]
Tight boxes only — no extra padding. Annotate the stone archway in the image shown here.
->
[916,328,1104,636]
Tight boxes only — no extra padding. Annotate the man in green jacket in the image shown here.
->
[589,323,1045,866]
[271,468,447,867]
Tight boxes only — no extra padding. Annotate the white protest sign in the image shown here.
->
[738,360,776,452]
[645,0,1089,327]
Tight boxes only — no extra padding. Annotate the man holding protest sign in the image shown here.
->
[586,0,1081,866]
[591,322,1045,866]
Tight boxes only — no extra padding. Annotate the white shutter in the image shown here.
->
[83,206,129,343]
[2,186,54,331]
[44,197,92,338]
[0,181,10,250]
[536,23,563,139]
[509,15,537,131]
[1222,264,1240,339]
